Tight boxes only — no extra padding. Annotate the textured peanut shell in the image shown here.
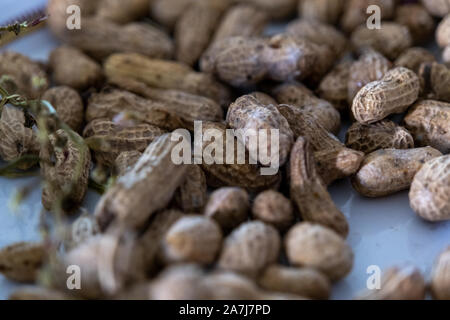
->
[278,105,363,185]
[211,4,268,46]
[114,151,142,177]
[0,242,45,283]
[94,134,188,231]
[356,266,426,300]
[409,155,450,221]
[271,82,341,134]
[352,67,420,124]
[199,122,281,192]
[40,129,91,214]
[404,100,450,154]
[259,265,331,300]
[42,86,84,132]
[421,0,450,17]
[298,0,345,25]
[0,52,49,99]
[318,61,352,113]
[161,216,223,265]
[104,53,230,106]
[252,190,294,231]
[0,106,39,169]
[348,49,392,104]
[226,95,294,166]
[218,221,281,277]
[431,246,450,300]
[96,0,149,24]
[419,62,450,103]
[395,4,435,45]
[175,165,208,213]
[340,0,396,33]
[290,137,349,238]
[345,120,414,154]
[204,187,249,230]
[285,222,354,282]
[352,147,442,197]
[83,119,165,167]
[394,47,436,73]
[49,46,103,91]
[351,23,412,60]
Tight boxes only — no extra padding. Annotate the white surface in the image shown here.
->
[0,2,449,300]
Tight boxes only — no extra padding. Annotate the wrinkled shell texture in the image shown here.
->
[252,190,294,230]
[0,242,45,283]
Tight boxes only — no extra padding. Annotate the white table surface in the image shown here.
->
[0,1,449,300]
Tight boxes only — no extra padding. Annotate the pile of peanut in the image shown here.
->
[0,0,449,300]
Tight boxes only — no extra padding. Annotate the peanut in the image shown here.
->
[352,67,420,124]
[394,47,436,73]
[0,52,48,99]
[150,0,195,29]
[437,15,450,49]
[40,129,91,214]
[404,100,450,154]
[289,137,349,237]
[352,147,442,197]
[443,46,450,66]
[351,23,412,60]
[218,221,281,277]
[49,46,103,91]
[96,0,149,24]
[252,190,294,231]
[94,134,188,231]
[0,242,45,283]
[395,4,435,45]
[348,49,392,104]
[419,62,450,102]
[104,53,231,106]
[285,222,354,281]
[0,106,39,170]
[42,86,84,132]
[161,215,223,265]
[235,0,297,19]
[355,266,426,300]
[204,187,249,230]
[431,246,450,300]
[175,165,208,213]
[114,151,142,177]
[298,0,345,25]
[83,118,165,167]
[318,61,352,113]
[409,155,450,221]
[345,120,414,154]
[259,265,331,300]
[341,0,396,33]
[421,0,450,17]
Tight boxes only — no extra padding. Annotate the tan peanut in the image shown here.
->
[40,129,91,214]
[348,49,392,104]
[94,134,188,231]
[419,62,450,102]
[150,0,195,29]
[355,266,426,300]
[395,4,435,45]
[199,122,281,192]
[340,0,396,33]
[0,52,48,99]
[394,47,436,73]
[161,215,223,265]
[235,0,297,19]
[285,222,354,281]
[351,22,412,60]
[83,118,165,167]
[204,187,249,230]
[0,106,39,170]
[404,100,450,154]
[218,221,281,277]
[175,165,208,213]
[259,265,331,300]
[345,120,414,154]
[226,94,294,166]
[352,147,442,197]
[104,53,231,106]
[409,155,450,221]
[437,15,450,48]
[318,61,352,113]
[443,46,450,66]
[0,242,45,283]
[298,0,345,25]
[289,137,349,237]
[96,0,149,24]
[352,67,420,124]
[42,86,84,132]
[421,0,450,17]
[114,151,142,176]
[271,82,341,134]
[278,105,363,185]
[431,246,450,300]
[49,46,103,91]
[252,190,294,231]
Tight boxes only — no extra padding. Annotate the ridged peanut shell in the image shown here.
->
[0,242,45,283]
[419,62,450,103]
[318,61,352,113]
[252,190,294,231]
[114,151,142,177]
[175,165,208,213]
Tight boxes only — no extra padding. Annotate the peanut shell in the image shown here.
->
[0,242,45,283]
[252,190,294,231]
[431,246,450,300]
